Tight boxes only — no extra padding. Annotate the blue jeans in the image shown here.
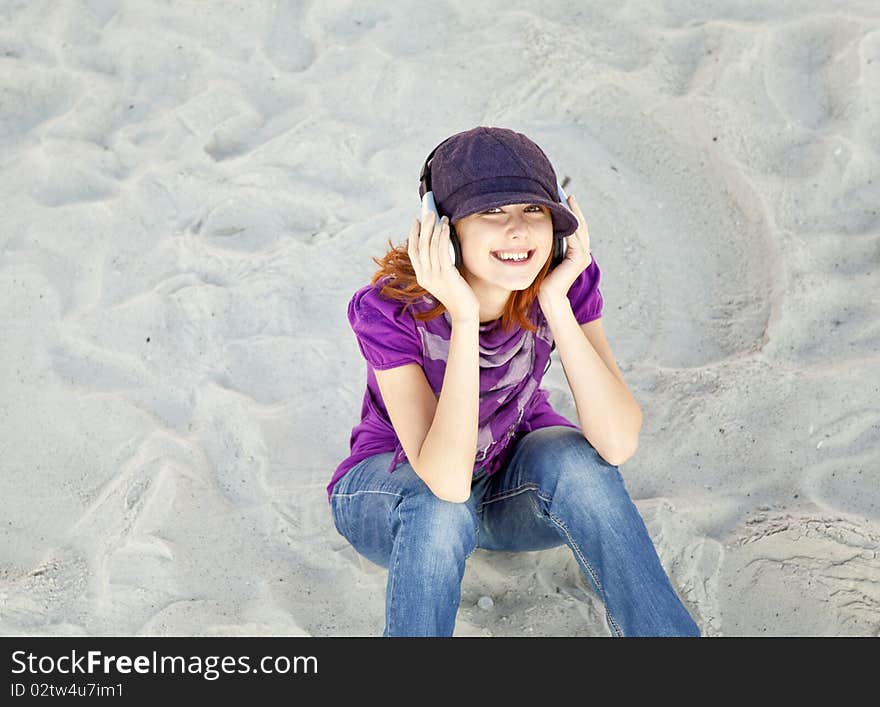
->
[330,426,701,637]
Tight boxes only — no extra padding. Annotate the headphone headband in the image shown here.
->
[418,137,454,199]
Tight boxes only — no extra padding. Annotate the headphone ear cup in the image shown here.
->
[551,236,567,269]
[449,228,462,269]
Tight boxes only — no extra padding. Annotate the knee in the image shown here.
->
[525,428,625,502]
[393,492,478,559]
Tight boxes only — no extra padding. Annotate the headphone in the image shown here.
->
[418,140,570,270]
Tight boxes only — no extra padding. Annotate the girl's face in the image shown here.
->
[453,202,554,294]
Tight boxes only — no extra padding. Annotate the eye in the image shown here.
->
[482,205,546,215]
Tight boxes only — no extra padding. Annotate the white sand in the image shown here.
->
[1,1,878,637]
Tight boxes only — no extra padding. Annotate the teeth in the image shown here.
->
[495,251,530,261]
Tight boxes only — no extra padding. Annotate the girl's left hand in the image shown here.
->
[538,194,592,301]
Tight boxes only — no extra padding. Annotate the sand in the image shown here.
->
[1,0,878,637]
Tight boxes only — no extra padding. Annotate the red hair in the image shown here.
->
[368,236,554,334]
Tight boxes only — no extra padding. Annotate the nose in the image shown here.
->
[503,210,531,235]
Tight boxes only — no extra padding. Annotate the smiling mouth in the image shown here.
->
[492,250,535,264]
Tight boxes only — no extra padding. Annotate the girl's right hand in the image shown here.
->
[408,210,480,324]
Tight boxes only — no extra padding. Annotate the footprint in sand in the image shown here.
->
[719,512,880,635]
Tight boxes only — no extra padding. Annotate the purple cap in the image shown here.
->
[421,126,579,240]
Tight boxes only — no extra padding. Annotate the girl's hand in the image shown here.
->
[538,194,593,302]
[408,210,480,323]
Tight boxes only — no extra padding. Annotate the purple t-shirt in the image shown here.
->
[326,258,604,502]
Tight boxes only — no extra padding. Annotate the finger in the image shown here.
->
[573,227,589,258]
[440,217,451,271]
[569,204,592,263]
[419,210,435,271]
[440,219,452,272]
[568,195,590,240]
[569,195,588,227]
[407,219,421,274]
[429,216,444,273]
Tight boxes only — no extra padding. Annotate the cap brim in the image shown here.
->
[450,191,579,240]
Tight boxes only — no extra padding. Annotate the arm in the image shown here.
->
[375,314,480,503]
[538,293,642,465]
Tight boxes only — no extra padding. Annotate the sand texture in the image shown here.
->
[1,0,878,636]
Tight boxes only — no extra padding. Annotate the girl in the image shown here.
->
[327,126,700,637]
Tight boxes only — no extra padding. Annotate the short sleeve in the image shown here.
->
[567,256,604,324]
[348,284,424,370]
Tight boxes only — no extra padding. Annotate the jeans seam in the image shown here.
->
[332,490,405,499]
[544,507,624,637]
[480,482,540,507]
[466,505,480,559]
[386,498,404,637]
